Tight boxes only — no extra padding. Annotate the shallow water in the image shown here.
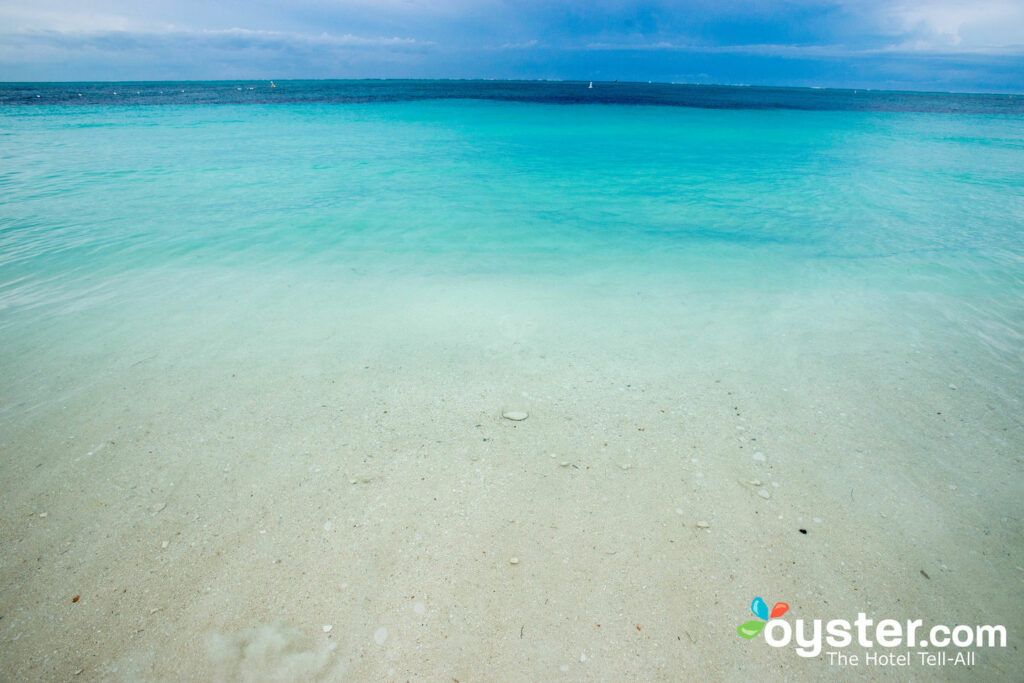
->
[1,82,1022,679]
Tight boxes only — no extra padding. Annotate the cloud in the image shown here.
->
[0,26,432,79]
[574,0,1024,58]
[583,39,1024,58]
[0,0,1021,88]
[0,4,158,33]
[880,0,1024,52]
[5,26,425,50]
[499,40,539,49]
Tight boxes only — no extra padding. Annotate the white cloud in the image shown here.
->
[0,25,431,79]
[0,5,160,33]
[1,26,426,51]
[194,28,423,47]
[881,1,1024,52]
[500,39,539,49]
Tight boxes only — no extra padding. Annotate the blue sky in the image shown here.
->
[1,0,1023,91]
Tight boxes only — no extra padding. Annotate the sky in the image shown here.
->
[1,0,1023,91]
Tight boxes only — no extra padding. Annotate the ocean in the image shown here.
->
[1,80,1022,679]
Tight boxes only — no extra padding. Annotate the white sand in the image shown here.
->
[1,266,1021,680]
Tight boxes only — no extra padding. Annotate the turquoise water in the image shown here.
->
[2,103,1022,270]
[2,98,1022,361]
[2,84,1024,678]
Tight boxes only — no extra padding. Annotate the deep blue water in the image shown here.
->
[2,80,1023,114]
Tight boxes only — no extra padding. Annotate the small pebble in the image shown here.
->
[39,512,48,518]
[696,520,710,529]
[750,479,762,486]
[509,557,520,565]
[414,602,426,615]
[758,489,771,500]
[374,627,389,645]
[502,411,529,421]
[323,625,333,633]
[752,452,766,462]
[161,540,169,549]
[559,462,571,467]
[619,464,631,470]
[948,384,957,390]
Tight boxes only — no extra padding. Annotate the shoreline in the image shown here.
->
[2,271,1020,679]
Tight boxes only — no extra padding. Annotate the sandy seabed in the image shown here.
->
[1,266,1022,681]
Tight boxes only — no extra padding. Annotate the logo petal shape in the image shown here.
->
[738,620,766,639]
[771,602,789,619]
[751,597,770,621]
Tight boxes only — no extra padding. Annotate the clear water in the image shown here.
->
[2,84,1022,364]
[1,82,1023,678]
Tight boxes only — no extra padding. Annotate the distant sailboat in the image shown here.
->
[588,82,593,89]
[271,81,277,89]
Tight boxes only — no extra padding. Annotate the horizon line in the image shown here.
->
[1,78,1022,98]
